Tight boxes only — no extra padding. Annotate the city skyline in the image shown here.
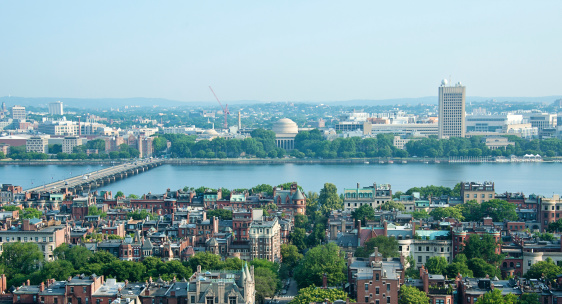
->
[0,1,561,103]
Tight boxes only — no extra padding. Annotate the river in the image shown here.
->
[1,162,561,196]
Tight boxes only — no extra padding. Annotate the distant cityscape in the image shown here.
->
[1,82,562,304]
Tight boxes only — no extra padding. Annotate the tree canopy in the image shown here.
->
[318,183,342,214]
[398,285,430,304]
[289,287,350,304]
[355,236,399,258]
[294,243,346,288]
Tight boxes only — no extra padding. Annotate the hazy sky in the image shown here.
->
[0,1,560,102]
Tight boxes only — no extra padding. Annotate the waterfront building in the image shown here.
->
[11,105,26,120]
[344,183,392,211]
[26,135,50,153]
[62,136,84,154]
[48,101,64,115]
[273,118,298,150]
[484,137,514,150]
[537,194,562,230]
[438,80,466,139]
[460,181,494,204]
[465,113,523,134]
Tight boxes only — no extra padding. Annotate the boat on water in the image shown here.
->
[364,161,370,164]
[388,160,394,164]
[434,160,440,164]
[379,161,385,164]
[402,160,407,164]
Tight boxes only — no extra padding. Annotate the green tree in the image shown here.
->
[0,242,44,276]
[459,200,484,222]
[467,258,500,278]
[425,256,448,275]
[88,206,107,218]
[355,236,399,258]
[115,191,125,198]
[102,260,146,282]
[294,214,309,229]
[158,260,192,280]
[187,252,223,271]
[254,267,279,304]
[379,201,406,211]
[90,250,118,264]
[517,293,539,304]
[289,287,350,304]
[39,260,75,281]
[289,228,307,251]
[462,234,503,264]
[252,184,274,196]
[475,289,517,304]
[127,210,155,220]
[430,206,464,221]
[206,209,233,220]
[318,183,342,214]
[53,244,93,270]
[294,243,345,288]
[1,206,19,211]
[398,285,430,304]
[410,210,430,220]
[351,204,375,225]
[524,258,562,281]
[481,199,517,222]
[20,208,43,219]
[281,244,303,269]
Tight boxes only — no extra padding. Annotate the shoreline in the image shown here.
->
[0,157,559,166]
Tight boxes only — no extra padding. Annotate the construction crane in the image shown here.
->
[209,86,229,129]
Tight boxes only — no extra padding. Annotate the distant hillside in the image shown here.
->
[0,96,196,109]
[0,95,560,109]
[328,95,562,106]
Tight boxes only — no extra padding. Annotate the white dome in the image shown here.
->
[203,129,219,135]
[441,79,448,86]
[272,118,298,135]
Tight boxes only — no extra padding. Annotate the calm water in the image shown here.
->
[1,163,561,196]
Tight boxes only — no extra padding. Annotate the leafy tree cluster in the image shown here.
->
[0,243,192,288]
[20,208,43,219]
[157,130,286,159]
[430,206,464,221]
[87,206,107,218]
[459,199,518,222]
[294,243,346,288]
[295,131,401,158]
[351,205,375,225]
[289,286,351,304]
[398,285,430,304]
[474,288,518,304]
[206,209,233,220]
[379,201,406,211]
[547,219,562,232]
[524,257,562,282]
[406,136,562,158]
[355,236,399,258]
[401,183,461,198]
[127,210,156,220]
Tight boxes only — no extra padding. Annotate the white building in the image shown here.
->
[26,135,50,153]
[62,136,84,154]
[438,80,466,139]
[48,101,64,115]
[272,118,298,150]
[11,106,26,120]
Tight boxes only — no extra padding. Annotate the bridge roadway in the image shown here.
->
[25,159,164,194]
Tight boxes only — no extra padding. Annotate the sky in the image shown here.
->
[0,1,560,103]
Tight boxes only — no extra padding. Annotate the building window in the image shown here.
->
[376,287,379,295]
[418,256,422,263]
[365,297,369,303]
[387,284,390,292]
[83,287,87,293]
[387,297,390,304]
[229,297,236,304]
[375,273,379,281]
[206,297,214,304]
[71,287,74,293]
[365,283,369,291]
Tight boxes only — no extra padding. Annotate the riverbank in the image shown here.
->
[1,156,561,166]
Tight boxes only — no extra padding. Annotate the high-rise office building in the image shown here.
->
[11,105,26,120]
[438,79,466,139]
[48,101,64,115]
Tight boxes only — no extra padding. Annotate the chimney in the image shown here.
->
[26,280,30,286]
[39,282,45,292]
[357,221,362,247]
[322,273,328,289]
[197,265,201,274]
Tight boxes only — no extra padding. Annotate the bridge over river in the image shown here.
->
[25,159,164,194]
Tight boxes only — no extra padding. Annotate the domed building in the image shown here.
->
[199,128,219,140]
[272,118,298,150]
